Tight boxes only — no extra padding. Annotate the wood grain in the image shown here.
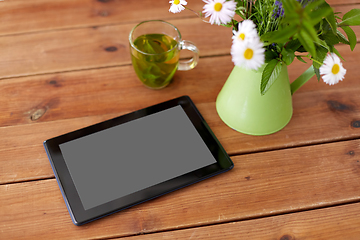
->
[120,203,360,240]
[0,0,353,36]
[1,42,360,128]
[0,56,232,127]
[0,0,204,36]
[0,3,358,79]
[1,51,360,184]
[0,18,232,79]
[1,139,360,239]
[1,86,360,184]
[2,1,360,239]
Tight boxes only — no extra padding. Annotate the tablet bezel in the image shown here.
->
[43,95,233,226]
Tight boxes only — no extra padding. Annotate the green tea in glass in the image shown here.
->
[129,20,199,89]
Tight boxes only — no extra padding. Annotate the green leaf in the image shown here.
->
[281,48,295,65]
[297,45,309,52]
[264,50,278,63]
[282,0,299,14]
[308,2,334,27]
[339,9,360,26]
[142,39,163,54]
[261,25,298,44]
[314,66,321,81]
[312,45,328,69]
[324,7,337,33]
[321,30,340,46]
[341,26,357,50]
[281,0,303,25]
[285,39,302,52]
[316,39,330,52]
[260,59,282,95]
[296,55,307,63]
[332,47,345,61]
[298,30,317,57]
[282,15,301,25]
[304,0,325,13]
[336,29,350,45]
[302,20,321,44]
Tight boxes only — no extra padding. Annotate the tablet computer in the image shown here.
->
[43,95,233,226]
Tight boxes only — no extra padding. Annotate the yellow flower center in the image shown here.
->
[174,0,180,4]
[239,33,246,41]
[332,64,340,74]
[214,2,223,12]
[244,48,254,60]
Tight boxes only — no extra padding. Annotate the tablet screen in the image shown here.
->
[59,105,217,210]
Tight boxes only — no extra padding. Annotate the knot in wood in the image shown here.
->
[280,234,295,240]
[48,79,62,87]
[99,10,109,17]
[30,108,46,121]
[351,120,360,128]
[347,151,355,156]
[105,46,118,52]
[327,100,353,112]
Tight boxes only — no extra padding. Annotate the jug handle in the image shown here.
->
[290,65,316,95]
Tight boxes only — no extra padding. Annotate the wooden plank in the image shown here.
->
[0,0,204,36]
[0,146,54,184]
[0,4,359,79]
[120,203,360,240]
[0,19,232,79]
[1,139,360,239]
[329,0,360,4]
[0,18,232,79]
[0,0,353,36]
[0,56,232,127]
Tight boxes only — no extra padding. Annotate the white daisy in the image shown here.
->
[202,0,237,25]
[169,0,187,14]
[319,53,346,85]
[232,20,258,43]
[231,37,265,70]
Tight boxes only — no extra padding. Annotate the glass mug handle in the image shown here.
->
[178,40,199,71]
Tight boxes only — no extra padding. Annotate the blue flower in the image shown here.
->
[273,0,284,19]
[273,0,314,19]
[297,0,314,7]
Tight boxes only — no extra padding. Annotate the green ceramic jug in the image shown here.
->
[216,64,314,135]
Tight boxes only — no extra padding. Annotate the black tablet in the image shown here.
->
[43,96,233,226]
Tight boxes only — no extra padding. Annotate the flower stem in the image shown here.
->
[231,19,238,31]
[296,54,323,66]
[246,0,253,18]
[184,6,209,23]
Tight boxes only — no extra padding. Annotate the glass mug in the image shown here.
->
[129,20,199,89]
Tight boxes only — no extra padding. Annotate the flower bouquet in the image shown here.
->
[168,0,360,135]
[169,0,360,95]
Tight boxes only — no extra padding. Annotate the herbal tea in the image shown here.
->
[131,33,179,89]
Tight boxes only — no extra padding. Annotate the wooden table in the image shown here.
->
[1,0,360,239]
